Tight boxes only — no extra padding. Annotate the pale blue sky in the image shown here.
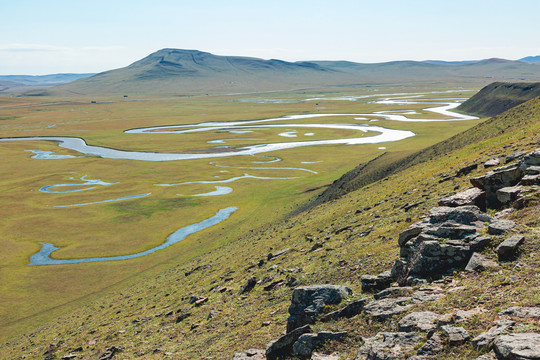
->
[1,0,538,74]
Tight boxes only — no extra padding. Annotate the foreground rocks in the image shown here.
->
[493,333,540,360]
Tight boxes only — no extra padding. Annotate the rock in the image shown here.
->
[497,186,523,206]
[363,297,413,320]
[472,319,515,349]
[207,310,219,320]
[457,163,478,176]
[484,158,501,168]
[98,346,121,360]
[411,287,445,303]
[321,299,368,322]
[469,236,492,252]
[239,277,257,294]
[175,312,191,323]
[417,334,443,355]
[453,308,487,323]
[361,271,393,292]
[520,149,540,167]
[398,224,424,246]
[496,235,525,261]
[232,349,266,360]
[287,285,352,332]
[506,151,527,163]
[61,355,77,360]
[263,280,285,291]
[428,206,482,224]
[465,252,500,272]
[498,306,540,319]
[475,351,497,360]
[441,325,470,345]
[194,297,208,306]
[356,332,423,360]
[293,331,347,357]
[268,248,289,261]
[438,188,487,211]
[373,287,413,300]
[524,166,540,175]
[493,333,540,360]
[266,324,312,360]
[488,219,516,235]
[398,311,441,332]
[312,353,340,360]
[470,164,523,208]
[520,174,540,185]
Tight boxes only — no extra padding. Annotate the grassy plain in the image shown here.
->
[0,85,481,339]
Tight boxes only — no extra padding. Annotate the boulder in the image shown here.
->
[373,287,414,300]
[232,349,266,360]
[441,325,470,345]
[470,165,524,208]
[472,319,515,349]
[287,285,352,332]
[520,149,540,167]
[292,331,347,358]
[266,324,312,360]
[469,236,493,252]
[493,333,540,360]
[320,298,368,322]
[363,297,413,320]
[488,219,516,235]
[361,271,393,292]
[497,186,523,207]
[356,332,423,360]
[398,311,441,332]
[465,253,500,272]
[496,235,524,261]
[417,334,443,356]
[438,188,486,211]
[484,158,501,168]
[498,306,540,319]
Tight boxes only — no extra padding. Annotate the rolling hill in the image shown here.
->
[36,49,540,96]
[0,73,94,95]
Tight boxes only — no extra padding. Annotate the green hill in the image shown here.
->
[35,50,540,96]
[457,81,540,117]
[2,94,539,358]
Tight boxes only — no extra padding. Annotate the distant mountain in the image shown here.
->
[0,73,94,94]
[36,49,540,96]
[519,56,540,63]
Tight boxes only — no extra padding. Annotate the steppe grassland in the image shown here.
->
[0,86,480,338]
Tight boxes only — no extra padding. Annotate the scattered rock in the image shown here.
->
[506,151,527,163]
[411,287,445,303]
[175,313,191,323]
[417,333,443,356]
[363,297,413,320]
[441,325,470,345]
[361,271,393,292]
[496,235,525,261]
[398,311,441,332]
[472,319,515,348]
[287,285,352,332]
[239,277,257,295]
[493,333,540,360]
[266,324,312,360]
[475,351,497,360]
[320,299,368,322]
[268,248,289,261]
[453,308,487,323]
[438,187,486,211]
[312,352,340,360]
[457,163,478,176]
[498,306,540,319]
[465,252,500,272]
[488,219,516,235]
[484,158,501,168]
[98,346,121,360]
[373,286,413,300]
[356,332,423,360]
[263,279,285,291]
[293,331,347,358]
[232,349,265,360]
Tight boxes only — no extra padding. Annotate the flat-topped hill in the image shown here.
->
[457,81,540,117]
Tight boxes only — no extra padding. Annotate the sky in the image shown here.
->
[1,0,539,75]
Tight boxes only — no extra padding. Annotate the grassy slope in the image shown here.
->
[1,100,539,359]
[457,82,540,117]
[298,95,540,212]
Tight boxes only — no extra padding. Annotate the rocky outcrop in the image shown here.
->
[266,325,312,360]
[293,331,347,358]
[361,271,392,292]
[438,187,486,211]
[356,332,423,360]
[493,333,540,360]
[287,285,352,332]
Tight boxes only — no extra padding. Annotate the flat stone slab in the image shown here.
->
[364,297,413,320]
[356,332,423,360]
[465,252,500,272]
[498,306,540,319]
[488,219,517,235]
[232,349,266,360]
[441,325,470,345]
[398,311,441,332]
[494,333,540,360]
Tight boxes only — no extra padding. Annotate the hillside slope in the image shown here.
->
[1,96,539,359]
[40,50,540,96]
[298,93,540,212]
[457,81,540,117]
